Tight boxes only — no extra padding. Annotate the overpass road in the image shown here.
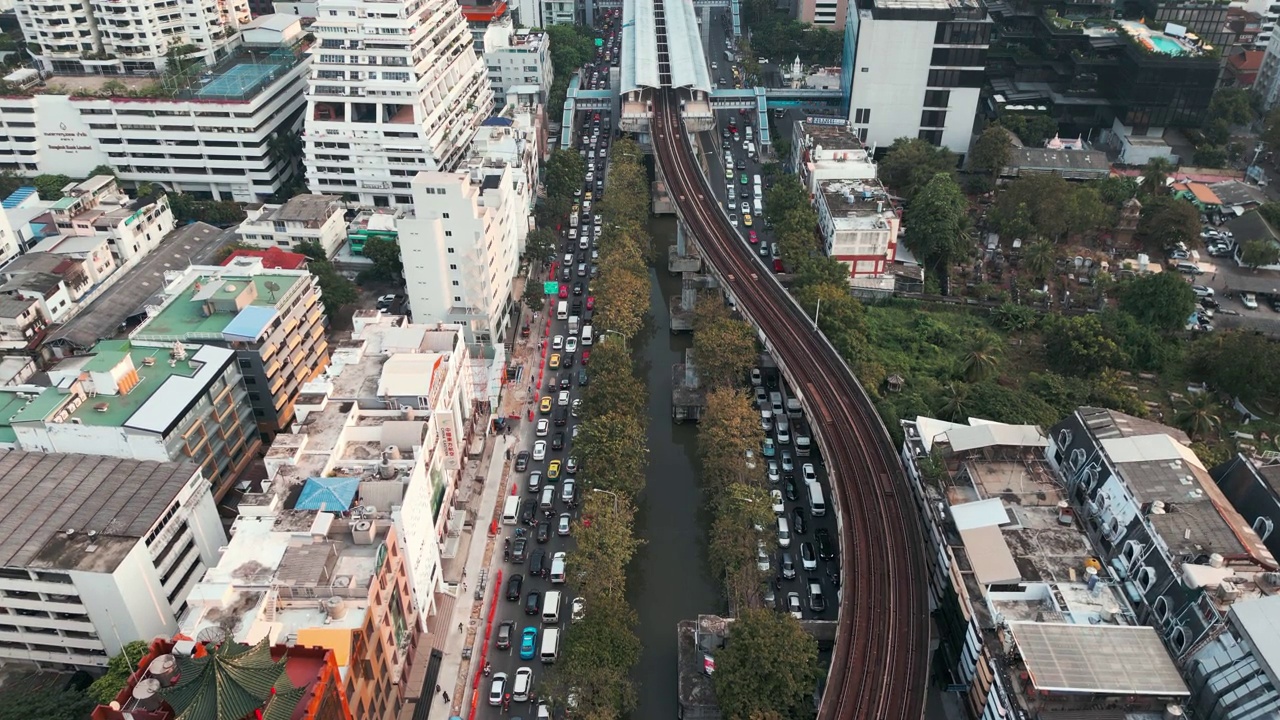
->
[651,88,932,720]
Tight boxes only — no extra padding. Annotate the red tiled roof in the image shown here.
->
[1230,50,1264,72]
[221,247,309,270]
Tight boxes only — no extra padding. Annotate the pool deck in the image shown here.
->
[1117,19,1205,57]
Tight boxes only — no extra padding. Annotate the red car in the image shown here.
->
[586,296,595,310]
[581,351,590,365]
[558,284,569,299]
[773,259,785,274]
[748,231,758,244]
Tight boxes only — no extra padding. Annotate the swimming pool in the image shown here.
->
[1147,34,1185,56]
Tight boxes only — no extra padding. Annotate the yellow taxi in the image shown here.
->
[549,353,561,369]
[584,191,593,201]
[547,459,562,479]
[540,396,553,414]
[743,214,753,227]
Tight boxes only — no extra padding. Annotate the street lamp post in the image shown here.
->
[591,487,620,513]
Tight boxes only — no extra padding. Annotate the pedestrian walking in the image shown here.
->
[442,692,450,703]
[462,581,468,591]
[458,622,464,633]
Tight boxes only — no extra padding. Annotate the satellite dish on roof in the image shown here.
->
[264,281,280,301]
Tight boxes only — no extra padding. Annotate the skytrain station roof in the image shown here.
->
[621,0,712,94]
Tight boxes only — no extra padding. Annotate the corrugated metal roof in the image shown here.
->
[1009,623,1189,696]
[1230,595,1280,679]
[622,0,659,91]
[666,0,712,92]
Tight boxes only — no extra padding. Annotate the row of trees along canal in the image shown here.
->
[688,175,865,718]
[536,139,652,719]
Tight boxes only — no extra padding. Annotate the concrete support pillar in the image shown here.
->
[676,219,688,256]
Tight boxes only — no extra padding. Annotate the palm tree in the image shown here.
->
[1175,392,1222,440]
[961,335,1001,382]
[1023,240,1058,283]
[939,383,970,422]
[1140,157,1174,197]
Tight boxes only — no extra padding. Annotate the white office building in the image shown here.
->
[815,179,901,278]
[482,20,553,108]
[0,451,225,668]
[14,0,248,75]
[303,0,492,208]
[0,19,309,201]
[842,0,989,155]
[399,166,520,346]
[236,193,347,257]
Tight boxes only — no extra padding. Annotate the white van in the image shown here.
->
[753,174,761,187]
[502,496,520,525]
[581,325,594,346]
[753,198,762,215]
[542,590,562,624]
[550,551,566,583]
[807,481,826,517]
[540,486,556,511]
[540,627,560,663]
[556,301,568,320]
[745,126,753,141]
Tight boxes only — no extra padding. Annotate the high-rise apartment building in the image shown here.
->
[127,259,331,436]
[842,0,989,154]
[399,166,520,346]
[0,451,225,668]
[303,0,492,207]
[481,20,553,108]
[15,0,248,74]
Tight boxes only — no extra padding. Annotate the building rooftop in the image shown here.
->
[45,43,306,102]
[27,341,235,433]
[1076,408,1274,565]
[254,194,342,225]
[818,180,897,228]
[1005,147,1111,179]
[1174,181,1223,205]
[795,119,865,151]
[46,222,232,351]
[0,450,199,572]
[1009,623,1189,696]
[133,271,305,341]
[221,248,309,270]
[1118,19,1209,57]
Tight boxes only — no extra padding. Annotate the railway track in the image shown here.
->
[651,90,930,720]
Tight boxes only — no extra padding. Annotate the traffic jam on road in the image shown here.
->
[753,365,841,619]
[713,105,784,274]
[482,16,620,719]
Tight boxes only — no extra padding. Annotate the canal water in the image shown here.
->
[626,215,722,719]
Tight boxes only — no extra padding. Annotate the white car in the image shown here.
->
[1192,284,1214,298]
[536,419,549,437]
[489,672,508,706]
[741,202,750,213]
[802,463,817,484]
[552,335,564,350]
[558,390,570,406]
[565,336,578,353]
[571,597,586,623]
[767,460,779,484]
[787,592,802,619]
[756,541,771,572]
[512,667,533,702]
[533,440,547,461]
[771,489,785,515]
[1243,292,1259,309]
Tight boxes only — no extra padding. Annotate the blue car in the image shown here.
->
[762,438,776,458]
[520,626,538,660]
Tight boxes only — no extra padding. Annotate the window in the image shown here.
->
[853,107,871,124]
[442,212,449,219]
[934,21,991,46]
[451,280,459,286]
[447,247,455,253]
[445,230,452,237]
[923,90,950,108]
[453,296,461,302]
[449,264,457,269]
[920,110,947,128]
[917,129,944,145]
[926,69,984,88]
[930,47,987,67]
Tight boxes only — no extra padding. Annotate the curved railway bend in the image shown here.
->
[650,89,932,719]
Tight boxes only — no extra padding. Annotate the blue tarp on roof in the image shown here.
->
[296,476,360,511]
[2,187,36,209]
[223,305,278,341]
[481,117,514,126]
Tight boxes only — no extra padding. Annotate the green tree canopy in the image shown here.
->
[1139,157,1174,197]
[297,240,357,320]
[902,172,970,271]
[545,149,587,209]
[970,125,1012,178]
[1207,88,1254,126]
[998,113,1059,146]
[88,640,151,704]
[1240,238,1280,269]
[988,174,1109,242]
[878,137,958,201]
[1134,195,1200,253]
[712,608,820,720]
[0,686,95,720]
[692,295,758,390]
[360,236,402,280]
[1187,330,1280,403]
[1041,314,1125,377]
[1117,271,1197,331]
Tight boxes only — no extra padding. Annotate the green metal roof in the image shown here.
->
[162,639,302,720]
